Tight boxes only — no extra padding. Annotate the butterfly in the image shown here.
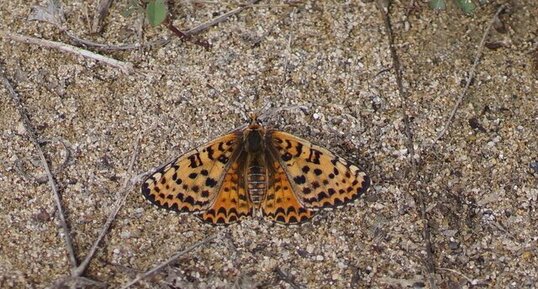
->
[141,114,369,225]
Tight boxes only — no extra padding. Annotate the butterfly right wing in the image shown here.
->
[268,130,369,210]
[261,155,315,225]
[141,132,241,214]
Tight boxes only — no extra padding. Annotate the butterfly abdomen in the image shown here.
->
[247,165,266,205]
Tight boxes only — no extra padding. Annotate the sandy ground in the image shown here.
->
[0,0,537,288]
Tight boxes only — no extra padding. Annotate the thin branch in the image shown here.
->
[438,267,474,283]
[59,0,259,52]
[13,138,72,184]
[30,0,258,52]
[91,0,114,33]
[376,1,437,288]
[2,32,134,74]
[164,16,210,49]
[119,233,220,289]
[70,35,170,51]
[0,63,78,269]
[73,135,142,277]
[434,4,509,142]
[184,0,260,36]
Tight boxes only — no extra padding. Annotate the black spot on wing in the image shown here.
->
[293,175,306,184]
[205,146,215,160]
[281,152,292,161]
[294,143,303,157]
[218,155,229,164]
[205,177,218,187]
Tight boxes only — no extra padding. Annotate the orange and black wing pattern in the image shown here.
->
[261,130,369,224]
[141,132,251,224]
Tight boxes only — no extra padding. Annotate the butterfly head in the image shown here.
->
[248,112,262,128]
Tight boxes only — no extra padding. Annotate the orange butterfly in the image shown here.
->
[141,114,369,225]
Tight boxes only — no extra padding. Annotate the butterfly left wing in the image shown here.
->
[141,132,241,215]
[267,130,369,210]
[198,154,253,224]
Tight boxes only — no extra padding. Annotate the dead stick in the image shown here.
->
[438,267,474,283]
[119,233,220,289]
[434,4,509,142]
[376,1,437,288]
[2,32,134,74]
[73,135,142,277]
[0,63,78,270]
[184,0,260,36]
[69,35,170,51]
[64,0,258,52]
[91,0,114,33]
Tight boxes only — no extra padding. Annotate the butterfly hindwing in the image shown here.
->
[269,131,369,210]
[199,154,252,224]
[141,132,240,214]
[261,157,315,224]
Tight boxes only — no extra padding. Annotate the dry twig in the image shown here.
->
[72,135,142,277]
[375,1,437,288]
[434,4,509,143]
[2,32,134,74]
[1,63,78,269]
[184,0,260,36]
[91,0,114,33]
[13,138,72,184]
[439,267,474,283]
[119,233,220,289]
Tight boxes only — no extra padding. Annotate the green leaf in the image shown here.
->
[146,0,167,27]
[430,0,446,10]
[455,0,476,15]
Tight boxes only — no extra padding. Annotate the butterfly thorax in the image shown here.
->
[243,125,268,206]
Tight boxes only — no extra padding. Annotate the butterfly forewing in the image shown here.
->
[141,132,241,214]
[268,131,369,210]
